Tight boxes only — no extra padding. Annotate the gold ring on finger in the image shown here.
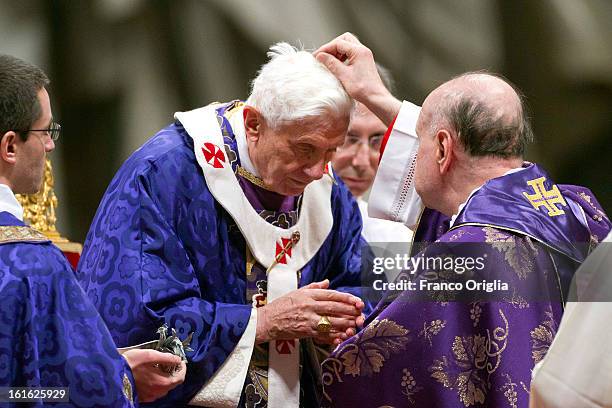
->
[317,315,332,333]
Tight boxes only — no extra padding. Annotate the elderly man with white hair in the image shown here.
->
[76,43,371,407]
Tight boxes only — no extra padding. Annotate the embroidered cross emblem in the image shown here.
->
[275,339,296,355]
[201,142,225,168]
[267,231,300,273]
[522,177,567,217]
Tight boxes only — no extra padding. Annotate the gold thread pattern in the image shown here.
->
[484,227,537,280]
[336,319,410,377]
[429,309,509,407]
[418,319,447,346]
[122,373,134,406]
[0,226,49,244]
[530,306,556,364]
[400,368,422,405]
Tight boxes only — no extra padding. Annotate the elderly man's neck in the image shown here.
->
[441,155,523,217]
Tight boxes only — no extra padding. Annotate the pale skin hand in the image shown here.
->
[256,279,366,346]
[314,32,402,126]
[122,349,187,403]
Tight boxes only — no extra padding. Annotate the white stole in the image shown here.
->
[175,104,334,408]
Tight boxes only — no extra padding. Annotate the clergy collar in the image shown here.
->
[228,105,260,177]
[449,165,526,228]
[0,184,24,221]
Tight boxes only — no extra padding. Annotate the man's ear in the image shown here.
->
[435,129,454,174]
[0,131,19,165]
[243,106,263,143]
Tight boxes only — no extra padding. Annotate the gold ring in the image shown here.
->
[317,315,332,333]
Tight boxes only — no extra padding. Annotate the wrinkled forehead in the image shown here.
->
[275,111,349,134]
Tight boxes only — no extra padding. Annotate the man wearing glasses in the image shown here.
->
[332,65,412,250]
[0,54,185,405]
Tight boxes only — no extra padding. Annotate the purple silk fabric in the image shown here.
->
[323,164,610,407]
[0,212,137,407]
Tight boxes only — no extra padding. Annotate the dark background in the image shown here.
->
[2,0,610,242]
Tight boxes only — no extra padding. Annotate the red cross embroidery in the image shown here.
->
[201,142,225,169]
[275,339,295,355]
[274,237,294,265]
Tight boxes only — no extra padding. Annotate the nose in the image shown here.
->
[44,137,55,153]
[351,143,370,169]
[303,158,326,180]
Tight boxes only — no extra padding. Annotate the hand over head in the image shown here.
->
[256,279,365,346]
[122,349,187,403]
[315,32,401,126]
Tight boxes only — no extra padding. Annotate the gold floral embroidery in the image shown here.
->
[448,229,468,242]
[419,319,446,346]
[321,357,342,404]
[337,319,410,377]
[429,309,509,407]
[470,303,482,327]
[499,374,518,408]
[506,288,529,309]
[483,227,538,280]
[578,192,609,221]
[401,368,422,404]
[530,307,556,364]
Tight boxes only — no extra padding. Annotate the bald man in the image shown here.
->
[315,33,611,407]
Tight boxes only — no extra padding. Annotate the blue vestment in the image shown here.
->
[0,212,136,407]
[77,102,370,406]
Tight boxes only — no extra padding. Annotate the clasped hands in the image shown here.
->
[256,279,366,346]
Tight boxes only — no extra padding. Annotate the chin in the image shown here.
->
[282,187,306,196]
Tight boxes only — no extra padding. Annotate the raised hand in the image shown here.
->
[315,32,401,126]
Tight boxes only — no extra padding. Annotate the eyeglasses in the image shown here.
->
[18,122,61,141]
[339,134,384,154]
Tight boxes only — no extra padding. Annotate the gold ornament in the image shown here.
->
[15,158,82,253]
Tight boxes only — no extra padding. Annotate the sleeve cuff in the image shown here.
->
[189,307,257,407]
[368,101,423,229]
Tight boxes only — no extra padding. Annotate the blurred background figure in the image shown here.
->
[0,0,610,243]
[332,63,412,245]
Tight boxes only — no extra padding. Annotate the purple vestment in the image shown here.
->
[322,163,610,407]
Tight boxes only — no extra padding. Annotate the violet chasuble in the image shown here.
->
[322,163,611,407]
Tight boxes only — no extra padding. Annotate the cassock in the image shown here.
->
[0,208,136,407]
[321,101,611,407]
[76,101,372,407]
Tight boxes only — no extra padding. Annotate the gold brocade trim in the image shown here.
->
[0,226,49,244]
[224,100,245,119]
[122,373,134,406]
[236,166,275,191]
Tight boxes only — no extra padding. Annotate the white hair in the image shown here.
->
[246,42,353,129]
